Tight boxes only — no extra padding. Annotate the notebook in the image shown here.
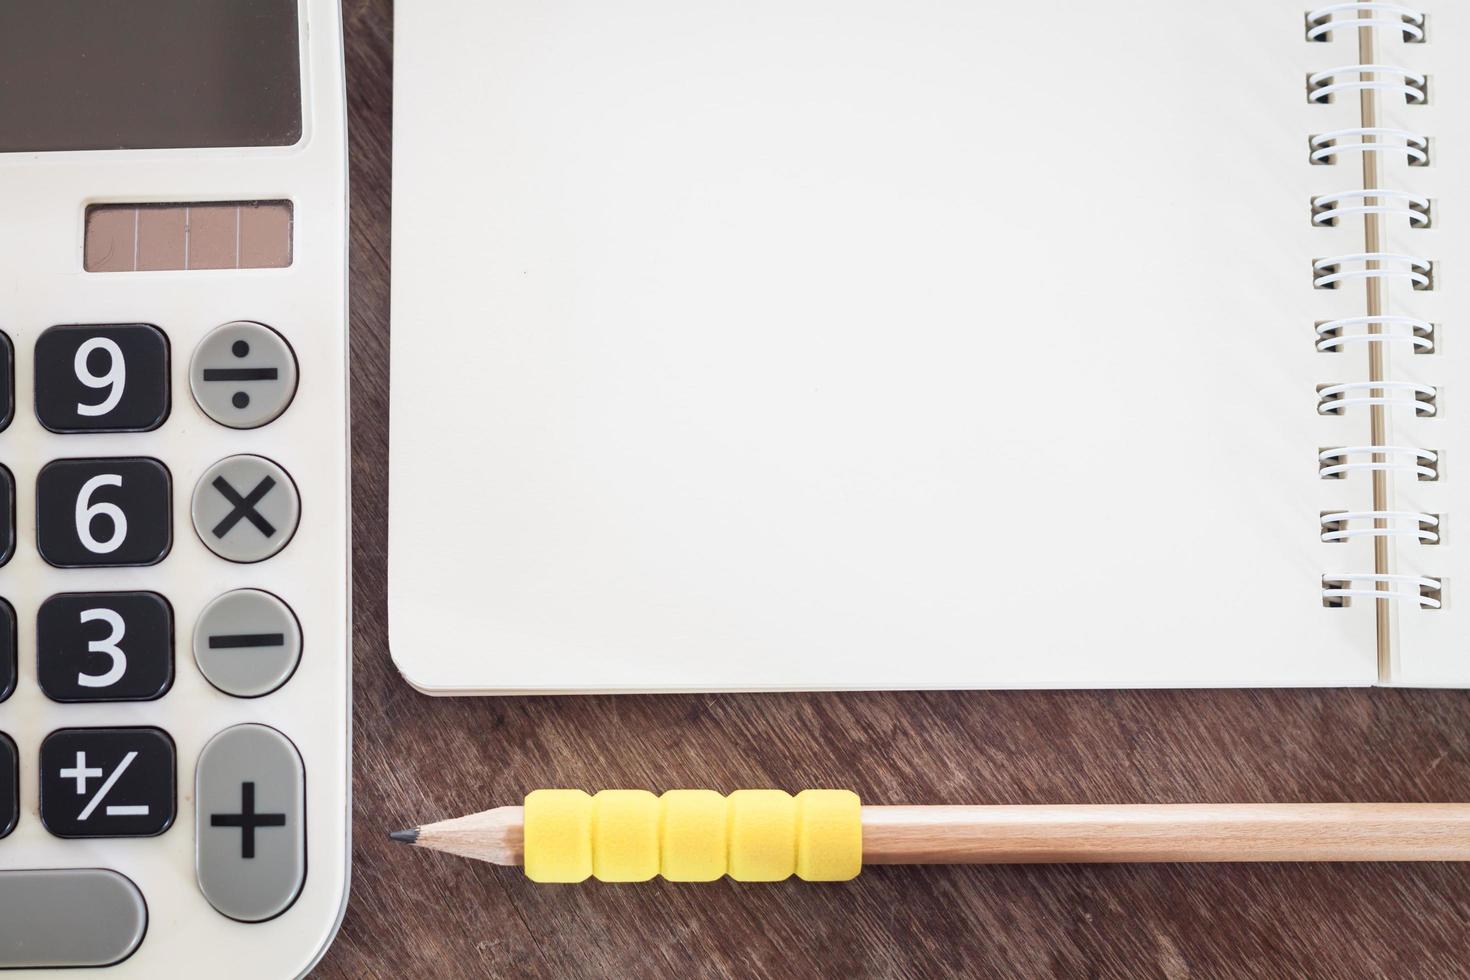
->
[388,0,1467,692]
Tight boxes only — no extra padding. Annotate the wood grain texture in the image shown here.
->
[322,2,1470,975]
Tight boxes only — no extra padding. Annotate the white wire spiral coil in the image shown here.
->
[1310,8,1439,610]
[1309,128,1429,165]
[1321,574,1442,609]
[1313,253,1432,290]
[1315,315,1434,352]
[1317,381,1437,416]
[1308,65,1427,104]
[1306,4,1425,43]
[1312,189,1430,227]
[1320,511,1440,544]
[1318,446,1438,481]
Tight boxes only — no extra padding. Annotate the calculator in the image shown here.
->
[0,1,350,976]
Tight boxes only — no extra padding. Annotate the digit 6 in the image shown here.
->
[74,474,128,554]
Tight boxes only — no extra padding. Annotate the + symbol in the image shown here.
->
[210,781,287,859]
[59,751,103,795]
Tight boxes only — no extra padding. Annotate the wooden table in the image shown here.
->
[322,3,1470,975]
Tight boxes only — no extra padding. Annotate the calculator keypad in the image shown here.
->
[39,727,176,839]
[12,317,316,929]
[36,457,173,567]
[34,324,170,433]
[37,592,174,703]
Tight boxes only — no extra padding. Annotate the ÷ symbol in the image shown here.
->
[203,339,278,411]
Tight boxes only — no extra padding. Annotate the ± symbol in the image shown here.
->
[67,750,149,821]
[202,339,279,410]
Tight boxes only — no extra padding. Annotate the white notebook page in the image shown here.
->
[390,0,1381,691]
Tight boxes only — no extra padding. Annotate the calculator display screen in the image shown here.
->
[0,0,302,152]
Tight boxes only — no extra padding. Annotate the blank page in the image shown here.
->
[390,0,1379,692]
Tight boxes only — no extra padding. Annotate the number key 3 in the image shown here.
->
[37,458,172,567]
[38,592,173,702]
[35,324,170,433]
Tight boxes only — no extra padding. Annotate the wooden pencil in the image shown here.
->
[391,802,1470,867]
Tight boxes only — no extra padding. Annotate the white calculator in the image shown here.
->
[0,1,350,976]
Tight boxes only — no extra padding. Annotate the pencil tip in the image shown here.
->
[388,827,420,844]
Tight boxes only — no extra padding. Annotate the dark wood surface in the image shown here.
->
[323,3,1470,975]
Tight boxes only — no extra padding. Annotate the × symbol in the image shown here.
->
[211,475,278,539]
[66,750,150,821]
[211,781,287,859]
[202,339,279,411]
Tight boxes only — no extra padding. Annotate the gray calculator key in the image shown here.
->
[196,724,305,922]
[189,321,298,429]
[191,455,300,563]
[0,868,146,968]
[194,589,302,697]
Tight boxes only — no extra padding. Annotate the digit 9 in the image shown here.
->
[74,337,126,417]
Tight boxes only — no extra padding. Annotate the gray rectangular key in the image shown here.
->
[0,868,146,967]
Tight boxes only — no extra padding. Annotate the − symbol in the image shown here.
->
[211,781,287,858]
[201,339,279,411]
[63,750,150,820]
[208,631,286,650]
[210,475,278,539]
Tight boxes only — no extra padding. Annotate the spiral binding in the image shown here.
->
[1318,446,1438,480]
[1307,64,1427,103]
[1320,510,1439,543]
[1321,574,1442,608]
[1311,4,1440,610]
[1313,252,1432,290]
[1315,315,1433,351]
[1305,4,1425,43]
[1311,188,1430,226]
[1309,128,1428,165]
[1317,380,1437,416]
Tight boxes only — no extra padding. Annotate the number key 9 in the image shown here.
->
[35,324,170,433]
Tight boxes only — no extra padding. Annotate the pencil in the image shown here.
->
[390,791,1470,882]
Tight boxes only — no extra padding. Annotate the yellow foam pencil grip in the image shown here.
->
[522,789,862,883]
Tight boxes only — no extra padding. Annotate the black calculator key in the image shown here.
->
[0,733,16,839]
[0,464,13,568]
[0,331,13,433]
[38,593,173,703]
[40,728,175,839]
[37,458,171,568]
[0,599,15,704]
[35,324,170,433]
